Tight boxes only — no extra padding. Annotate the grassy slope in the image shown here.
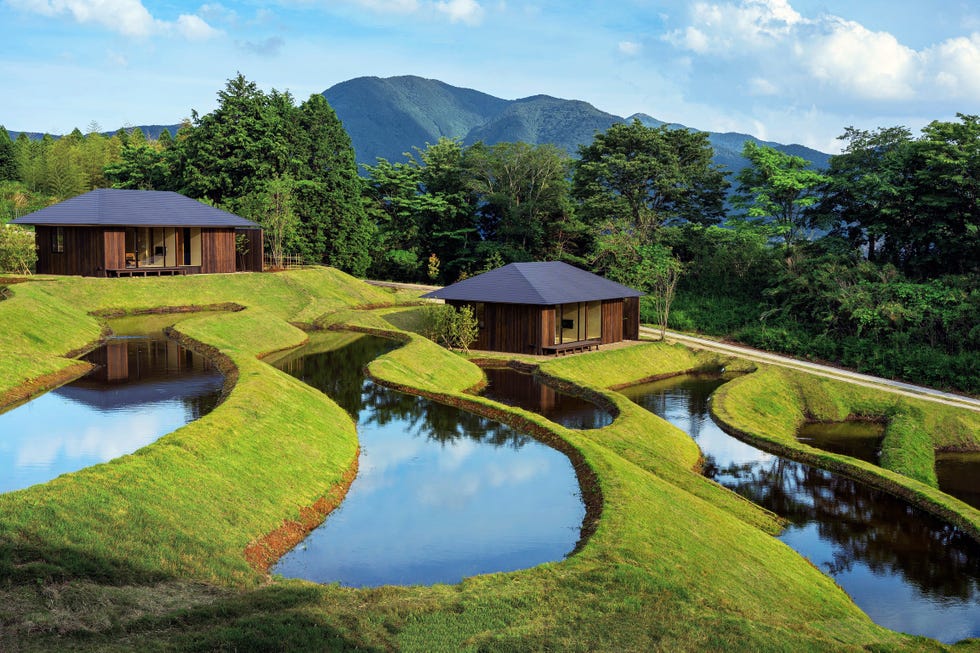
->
[0,275,970,650]
[711,365,980,539]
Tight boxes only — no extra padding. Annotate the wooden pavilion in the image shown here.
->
[12,189,263,276]
[423,261,642,355]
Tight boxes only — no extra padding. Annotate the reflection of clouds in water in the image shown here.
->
[15,413,164,467]
[697,425,772,468]
[416,474,481,510]
[416,455,548,510]
[356,434,427,494]
[437,437,477,471]
[486,458,546,487]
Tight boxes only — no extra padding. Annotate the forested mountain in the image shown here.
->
[321,75,831,172]
[10,74,830,173]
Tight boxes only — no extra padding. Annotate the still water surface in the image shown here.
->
[270,333,585,587]
[620,374,980,644]
[479,367,613,430]
[0,327,223,494]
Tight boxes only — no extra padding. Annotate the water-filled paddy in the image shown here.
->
[620,374,980,644]
[479,367,613,430]
[796,420,884,464]
[269,333,585,587]
[0,320,223,494]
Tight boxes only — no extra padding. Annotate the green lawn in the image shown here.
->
[0,271,975,651]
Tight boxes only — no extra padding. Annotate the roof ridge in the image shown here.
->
[511,262,551,305]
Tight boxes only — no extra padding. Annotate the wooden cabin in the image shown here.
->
[11,189,263,276]
[423,262,642,355]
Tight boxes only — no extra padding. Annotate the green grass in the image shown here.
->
[1,271,975,651]
[711,364,980,540]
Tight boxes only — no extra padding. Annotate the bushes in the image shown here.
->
[0,224,36,274]
[418,304,478,351]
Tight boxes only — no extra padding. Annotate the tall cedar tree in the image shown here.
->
[174,74,371,274]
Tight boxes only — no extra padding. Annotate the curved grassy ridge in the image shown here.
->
[711,365,980,540]
[322,313,917,651]
[0,278,953,650]
[0,270,394,586]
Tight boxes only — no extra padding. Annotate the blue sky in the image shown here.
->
[2,0,978,153]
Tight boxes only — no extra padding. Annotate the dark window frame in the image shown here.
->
[52,226,65,254]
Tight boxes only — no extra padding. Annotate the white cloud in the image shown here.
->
[925,33,980,99]
[175,14,220,40]
[801,16,918,100]
[618,40,642,56]
[435,0,483,25]
[346,0,420,13]
[663,0,980,106]
[748,77,777,95]
[8,0,220,39]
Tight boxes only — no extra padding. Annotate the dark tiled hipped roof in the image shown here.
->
[11,189,259,228]
[422,261,643,305]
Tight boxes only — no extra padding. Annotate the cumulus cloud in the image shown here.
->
[8,0,220,39]
[338,0,484,24]
[663,0,980,106]
[618,40,642,56]
[435,0,483,25]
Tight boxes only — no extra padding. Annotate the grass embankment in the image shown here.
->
[0,278,961,650]
[711,365,980,539]
[0,270,393,586]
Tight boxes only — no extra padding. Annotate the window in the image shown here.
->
[52,226,64,253]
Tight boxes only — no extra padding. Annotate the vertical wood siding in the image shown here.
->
[600,299,624,344]
[200,228,237,273]
[34,226,107,276]
[236,228,264,272]
[103,229,126,271]
[622,296,640,340]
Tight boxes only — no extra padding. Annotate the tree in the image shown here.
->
[419,304,478,351]
[0,127,16,181]
[573,120,728,240]
[464,141,582,262]
[257,175,299,269]
[0,224,37,273]
[640,244,683,340]
[733,141,829,248]
[292,93,373,275]
[178,73,278,205]
[104,142,171,190]
[819,126,915,264]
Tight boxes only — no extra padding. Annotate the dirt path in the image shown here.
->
[641,326,980,414]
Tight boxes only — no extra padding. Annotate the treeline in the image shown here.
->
[0,76,977,392]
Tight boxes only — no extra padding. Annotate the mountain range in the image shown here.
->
[322,75,831,175]
[10,75,831,174]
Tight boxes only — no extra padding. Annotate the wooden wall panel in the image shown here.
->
[201,228,236,273]
[447,301,547,354]
[103,229,126,271]
[622,296,640,341]
[601,299,624,344]
[35,226,108,276]
[236,228,264,272]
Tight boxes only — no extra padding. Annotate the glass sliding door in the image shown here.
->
[124,227,195,268]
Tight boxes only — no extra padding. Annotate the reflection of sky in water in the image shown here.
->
[273,383,583,588]
[0,390,185,493]
[272,333,584,588]
[1,336,223,494]
[624,375,980,644]
[783,524,980,643]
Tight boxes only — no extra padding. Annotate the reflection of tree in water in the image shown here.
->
[277,334,531,449]
[636,377,980,607]
[181,391,222,420]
